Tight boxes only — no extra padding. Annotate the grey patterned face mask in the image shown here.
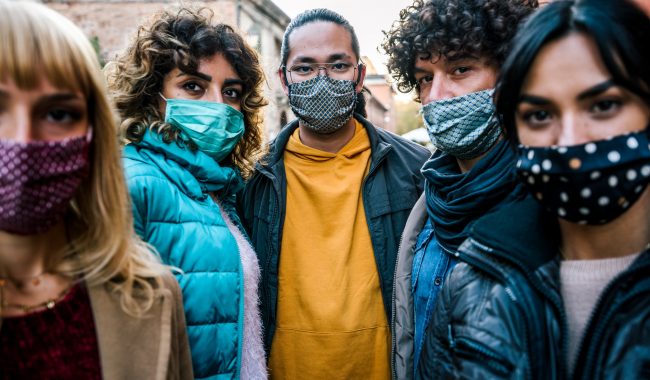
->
[288,76,357,134]
[422,89,501,160]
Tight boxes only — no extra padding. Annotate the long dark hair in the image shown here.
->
[279,8,367,117]
[495,0,650,145]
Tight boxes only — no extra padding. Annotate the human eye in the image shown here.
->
[330,62,351,72]
[521,109,553,127]
[291,64,314,75]
[452,66,472,75]
[182,81,205,95]
[223,88,242,100]
[590,98,621,117]
[417,75,433,86]
[45,107,83,124]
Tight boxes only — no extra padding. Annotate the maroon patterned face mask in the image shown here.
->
[0,133,91,235]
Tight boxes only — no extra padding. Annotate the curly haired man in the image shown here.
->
[381,0,537,378]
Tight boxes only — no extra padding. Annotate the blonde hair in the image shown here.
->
[0,0,169,316]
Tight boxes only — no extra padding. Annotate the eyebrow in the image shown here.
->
[518,94,550,106]
[40,93,81,102]
[291,53,353,64]
[577,79,614,100]
[224,78,244,87]
[0,89,81,105]
[519,79,616,106]
[177,71,212,82]
[446,53,479,62]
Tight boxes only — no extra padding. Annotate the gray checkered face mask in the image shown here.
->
[288,76,357,134]
[422,89,501,160]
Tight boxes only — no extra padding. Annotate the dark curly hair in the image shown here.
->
[106,7,267,178]
[381,0,537,98]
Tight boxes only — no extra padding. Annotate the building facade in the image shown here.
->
[362,57,397,133]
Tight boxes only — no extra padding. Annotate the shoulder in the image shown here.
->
[374,126,431,160]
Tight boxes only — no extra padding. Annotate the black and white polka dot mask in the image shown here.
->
[516,129,650,225]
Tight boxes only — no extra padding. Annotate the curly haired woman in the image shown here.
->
[106,7,268,379]
[381,0,536,377]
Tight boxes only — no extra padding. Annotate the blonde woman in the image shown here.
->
[0,2,192,379]
[107,7,268,379]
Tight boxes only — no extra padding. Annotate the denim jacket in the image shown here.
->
[411,218,457,371]
[391,194,457,380]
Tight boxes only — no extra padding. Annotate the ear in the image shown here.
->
[354,63,367,93]
[278,68,289,96]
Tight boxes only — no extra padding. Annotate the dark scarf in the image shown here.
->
[423,139,527,253]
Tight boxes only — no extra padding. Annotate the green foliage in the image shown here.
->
[89,36,105,68]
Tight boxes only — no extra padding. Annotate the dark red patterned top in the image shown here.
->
[0,283,102,379]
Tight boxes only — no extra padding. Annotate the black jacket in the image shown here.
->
[417,196,650,379]
[240,115,431,354]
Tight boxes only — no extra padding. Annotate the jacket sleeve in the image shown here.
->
[393,194,428,380]
[125,173,176,264]
[163,273,194,380]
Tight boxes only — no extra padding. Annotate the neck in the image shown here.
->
[0,223,68,279]
[298,118,356,153]
[456,155,484,173]
[454,136,502,173]
[560,188,650,260]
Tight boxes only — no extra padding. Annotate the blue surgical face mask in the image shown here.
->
[421,89,501,160]
[161,95,245,162]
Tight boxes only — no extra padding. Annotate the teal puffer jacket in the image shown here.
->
[123,130,244,380]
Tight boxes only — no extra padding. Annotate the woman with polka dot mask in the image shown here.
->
[416,0,650,378]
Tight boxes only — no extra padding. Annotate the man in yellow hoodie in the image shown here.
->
[240,8,430,379]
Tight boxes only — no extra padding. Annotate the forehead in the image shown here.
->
[286,21,355,64]
[197,53,240,78]
[414,51,486,70]
[0,72,80,97]
[522,33,609,95]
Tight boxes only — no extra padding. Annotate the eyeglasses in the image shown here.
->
[284,62,359,83]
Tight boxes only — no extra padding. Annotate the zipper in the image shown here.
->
[573,261,650,379]
[258,165,282,348]
[391,233,405,380]
[448,327,515,376]
[361,145,391,315]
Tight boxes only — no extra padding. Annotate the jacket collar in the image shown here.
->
[132,130,243,199]
[467,195,561,271]
[258,114,393,178]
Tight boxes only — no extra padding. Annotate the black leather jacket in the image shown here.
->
[417,196,650,379]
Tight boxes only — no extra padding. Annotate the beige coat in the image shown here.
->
[88,273,193,380]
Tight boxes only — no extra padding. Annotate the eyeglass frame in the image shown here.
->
[281,62,364,85]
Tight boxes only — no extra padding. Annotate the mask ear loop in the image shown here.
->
[85,126,94,143]
[354,63,364,86]
[280,66,290,87]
